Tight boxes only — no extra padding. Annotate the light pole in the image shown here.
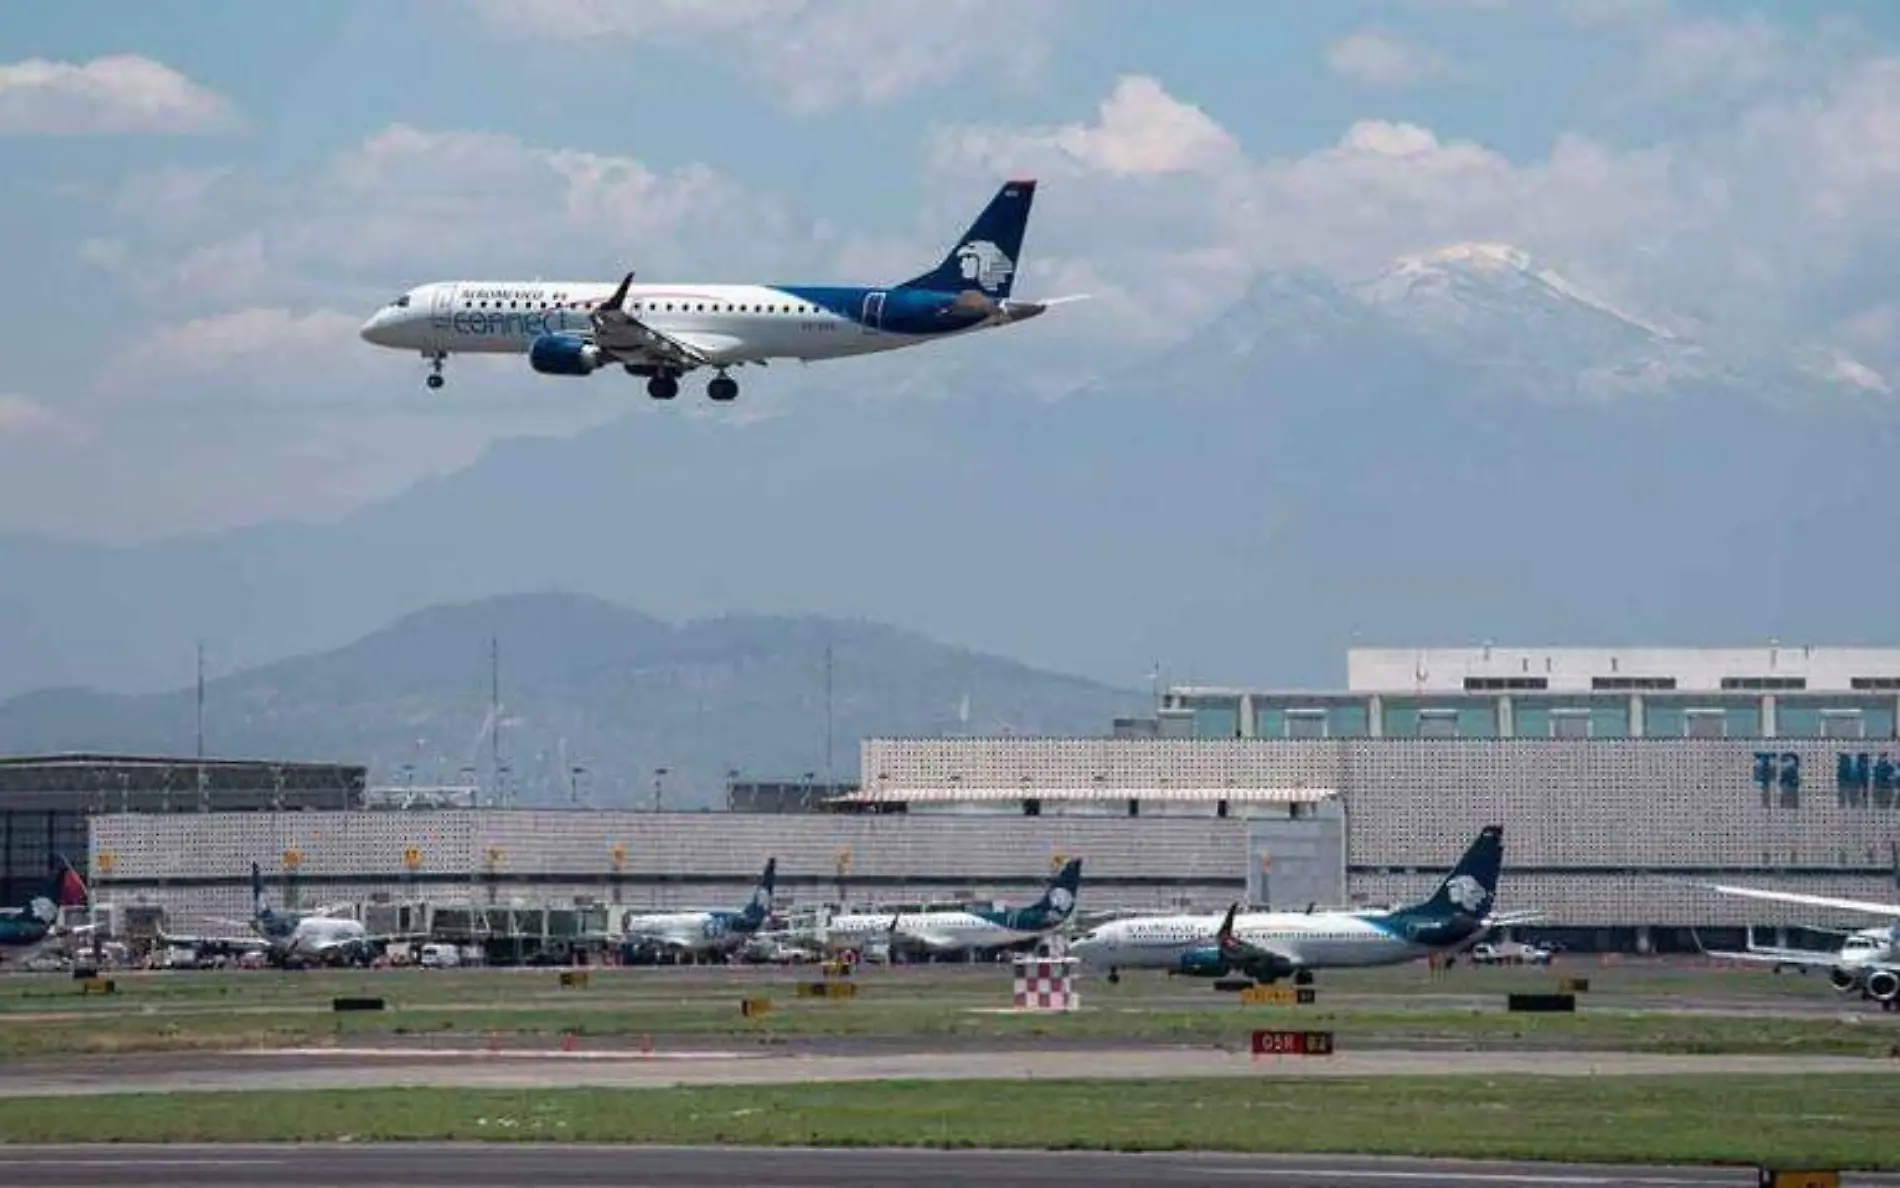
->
[652,767,668,813]
[570,764,586,809]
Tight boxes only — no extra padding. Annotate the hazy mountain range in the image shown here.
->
[0,593,1150,806]
[1,241,1895,713]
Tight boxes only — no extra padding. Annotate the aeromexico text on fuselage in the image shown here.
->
[433,283,1002,355]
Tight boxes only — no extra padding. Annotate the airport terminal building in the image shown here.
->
[851,646,1900,941]
[66,646,1900,952]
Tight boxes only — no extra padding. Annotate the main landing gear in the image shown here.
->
[645,370,739,402]
[424,352,446,389]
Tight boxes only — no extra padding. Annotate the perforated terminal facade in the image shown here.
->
[87,811,1255,933]
[858,734,1900,930]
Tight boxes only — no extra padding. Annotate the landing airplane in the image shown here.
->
[619,857,777,959]
[815,858,1084,959]
[161,862,387,968]
[1698,844,1900,1010]
[1070,826,1533,985]
[358,180,1080,401]
[0,856,91,967]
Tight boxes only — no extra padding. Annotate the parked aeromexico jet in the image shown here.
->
[813,858,1084,959]
[0,856,91,967]
[1698,845,1900,1010]
[1070,827,1528,985]
[619,857,777,959]
[358,180,1079,401]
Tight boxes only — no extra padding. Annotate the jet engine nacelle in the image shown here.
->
[1830,965,1863,993]
[528,333,604,376]
[1866,968,1900,1003]
[1170,946,1230,978]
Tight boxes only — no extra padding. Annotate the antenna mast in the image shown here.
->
[823,636,834,794]
[490,636,502,808]
[195,641,205,760]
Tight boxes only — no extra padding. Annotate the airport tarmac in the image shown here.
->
[0,1144,1893,1188]
[0,1044,1894,1097]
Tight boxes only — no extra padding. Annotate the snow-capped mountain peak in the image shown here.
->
[1369,241,1678,343]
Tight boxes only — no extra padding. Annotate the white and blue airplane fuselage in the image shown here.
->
[359,181,1072,402]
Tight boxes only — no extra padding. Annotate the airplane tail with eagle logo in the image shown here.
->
[1399,826,1504,924]
[897,180,1036,300]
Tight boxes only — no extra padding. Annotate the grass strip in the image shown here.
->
[1,999,1893,1060]
[0,1076,1890,1168]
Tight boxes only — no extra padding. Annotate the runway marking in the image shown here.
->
[1199,1171,1722,1185]
[0,1158,285,1167]
[241,1047,762,1061]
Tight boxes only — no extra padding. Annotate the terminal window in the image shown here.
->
[1684,711,1727,739]
[1822,712,1866,740]
[1549,711,1591,739]
[1285,711,1327,740]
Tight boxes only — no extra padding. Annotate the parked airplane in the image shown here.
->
[0,856,91,967]
[1698,845,1900,1009]
[815,858,1084,959]
[1070,826,1527,985]
[620,858,777,958]
[358,180,1080,400]
[161,863,383,968]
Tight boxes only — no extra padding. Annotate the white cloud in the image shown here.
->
[126,308,365,382]
[463,0,1063,113]
[1325,29,1460,89]
[0,394,83,443]
[926,58,1900,350]
[0,55,237,135]
[1559,0,1668,27]
[927,75,1241,179]
[88,123,802,314]
[1638,15,1788,96]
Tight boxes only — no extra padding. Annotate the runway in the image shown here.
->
[0,1045,1894,1097]
[0,1144,1894,1188]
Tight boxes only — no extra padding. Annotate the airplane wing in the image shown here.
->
[1704,883,1900,919]
[1689,927,1845,969]
[158,930,270,955]
[590,272,720,370]
[1215,905,1302,976]
[1483,909,1547,927]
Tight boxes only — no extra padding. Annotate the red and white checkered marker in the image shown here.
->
[1011,957,1080,1011]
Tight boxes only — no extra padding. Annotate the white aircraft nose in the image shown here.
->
[359,313,394,346]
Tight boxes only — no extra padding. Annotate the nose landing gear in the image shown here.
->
[425,352,446,390]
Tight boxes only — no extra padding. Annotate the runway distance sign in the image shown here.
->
[1250,1029,1334,1056]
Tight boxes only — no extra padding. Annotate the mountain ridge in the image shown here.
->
[0,592,1150,807]
[0,248,1895,700]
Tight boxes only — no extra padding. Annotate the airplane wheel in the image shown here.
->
[425,373,444,390]
[1107,969,1121,985]
[708,376,738,402]
[648,375,678,400]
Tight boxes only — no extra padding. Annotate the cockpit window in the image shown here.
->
[393,295,410,308]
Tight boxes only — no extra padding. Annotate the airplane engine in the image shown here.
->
[1830,965,1863,993]
[528,333,604,376]
[1866,968,1900,1003]
[1170,947,1230,978]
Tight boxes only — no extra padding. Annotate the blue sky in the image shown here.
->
[3,0,1900,540]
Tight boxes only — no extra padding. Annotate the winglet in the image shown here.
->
[1216,902,1241,956]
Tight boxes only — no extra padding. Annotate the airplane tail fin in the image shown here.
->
[1406,826,1504,921]
[897,180,1036,300]
[1041,857,1082,921]
[740,857,777,928]
[1215,902,1243,959]
[53,854,88,909]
